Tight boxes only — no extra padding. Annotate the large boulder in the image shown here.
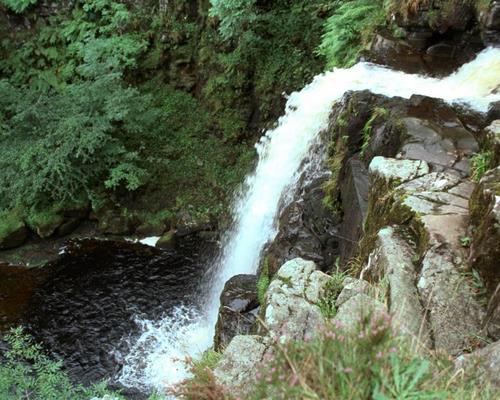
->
[334,293,388,332]
[213,274,259,351]
[264,258,330,341]
[213,335,270,396]
[456,340,500,388]
[214,258,330,396]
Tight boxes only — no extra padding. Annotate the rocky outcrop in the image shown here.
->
[321,90,495,356]
[334,292,387,331]
[369,227,432,347]
[214,274,259,351]
[263,259,330,341]
[214,258,329,396]
[263,172,339,276]
[456,340,500,388]
[214,335,270,396]
[366,1,497,75]
[365,157,485,355]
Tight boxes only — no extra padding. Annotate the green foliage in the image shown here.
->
[361,107,389,157]
[209,0,257,40]
[0,75,151,210]
[0,0,146,88]
[318,0,387,68]
[0,326,123,400]
[317,268,346,318]
[0,210,24,243]
[471,150,493,182]
[0,0,37,13]
[249,317,495,399]
[257,258,271,305]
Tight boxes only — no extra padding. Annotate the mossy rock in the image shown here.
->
[0,211,28,250]
[157,230,177,250]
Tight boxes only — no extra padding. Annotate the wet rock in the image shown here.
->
[264,175,338,275]
[32,215,65,239]
[57,218,82,237]
[456,340,500,388]
[372,227,431,347]
[399,117,478,174]
[156,230,176,250]
[334,293,387,332]
[214,335,269,396]
[469,167,500,295]
[339,157,369,265]
[214,274,259,351]
[480,1,500,45]
[264,258,330,341]
[367,32,427,74]
[97,209,135,235]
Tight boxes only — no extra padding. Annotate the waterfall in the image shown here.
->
[116,47,500,393]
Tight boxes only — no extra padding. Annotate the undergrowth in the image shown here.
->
[178,314,496,399]
[0,327,124,400]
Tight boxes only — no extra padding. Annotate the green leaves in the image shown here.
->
[0,0,38,14]
[209,0,258,40]
[0,74,150,209]
[318,0,387,68]
[0,327,124,400]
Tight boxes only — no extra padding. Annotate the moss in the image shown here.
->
[361,107,389,158]
[0,210,25,243]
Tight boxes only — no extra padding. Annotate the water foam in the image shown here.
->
[116,48,500,393]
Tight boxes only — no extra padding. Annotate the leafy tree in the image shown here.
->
[0,74,151,211]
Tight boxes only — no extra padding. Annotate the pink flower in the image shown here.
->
[343,367,353,373]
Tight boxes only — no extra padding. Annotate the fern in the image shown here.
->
[0,0,37,14]
[318,0,387,68]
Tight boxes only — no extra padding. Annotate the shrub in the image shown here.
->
[0,75,152,210]
[317,270,346,318]
[0,327,123,400]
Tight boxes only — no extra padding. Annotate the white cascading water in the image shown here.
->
[116,47,500,393]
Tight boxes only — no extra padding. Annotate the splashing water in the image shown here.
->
[116,48,500,393]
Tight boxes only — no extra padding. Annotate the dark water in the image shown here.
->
[1,236,214,394]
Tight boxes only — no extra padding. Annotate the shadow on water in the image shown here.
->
[0,235,215,397]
